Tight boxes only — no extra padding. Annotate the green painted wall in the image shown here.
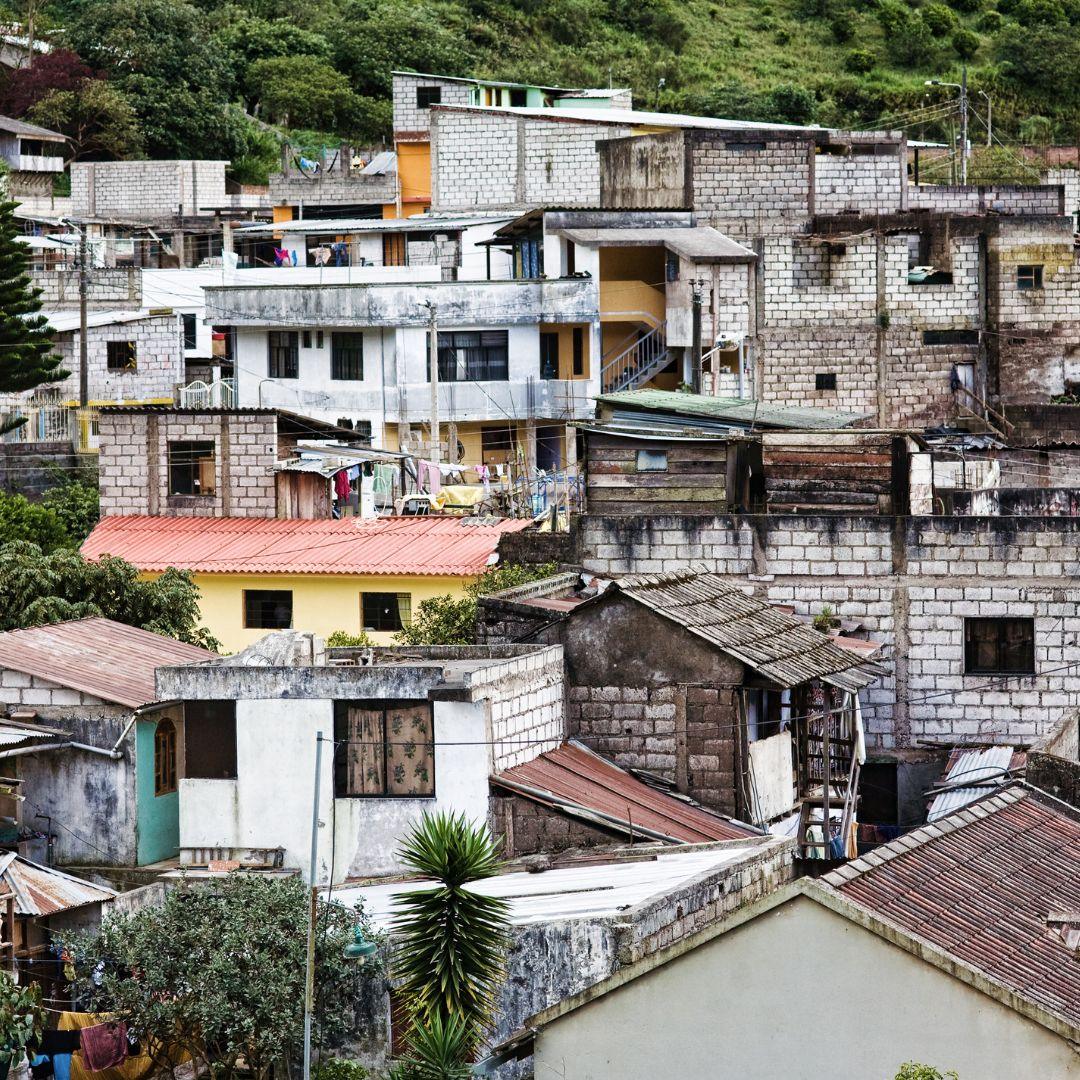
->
[135,718,179,865]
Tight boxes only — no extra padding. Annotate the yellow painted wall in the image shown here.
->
[540,323,592,380]
[150,571,478,654]
[396,142,432,206]
[599,247,666,325]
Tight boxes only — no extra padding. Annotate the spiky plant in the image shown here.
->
[391,812,510,1055]
[388,1013,473,1080]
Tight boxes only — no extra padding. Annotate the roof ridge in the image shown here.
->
[822,785,1028,887]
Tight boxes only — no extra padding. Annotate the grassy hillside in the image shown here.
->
[7,0,1077,182]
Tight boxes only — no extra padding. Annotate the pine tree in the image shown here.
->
[0,196,67,432]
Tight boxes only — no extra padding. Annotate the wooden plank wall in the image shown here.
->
[761,432,895,513]
[585,433,728,515]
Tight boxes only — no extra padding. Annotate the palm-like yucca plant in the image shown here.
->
[388,1013,473,1080]
[391,811,511,1055]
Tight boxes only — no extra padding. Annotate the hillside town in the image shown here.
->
[1,52,1080,1080]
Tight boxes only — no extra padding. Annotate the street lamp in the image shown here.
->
[926,67,969,184]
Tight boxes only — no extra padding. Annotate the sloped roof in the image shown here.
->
[0,853,115,916]
[82,515,532,577]
[493,742,755,844]
[926,745,1027,822]
[608,572,880,690]
[824,785,1080,1030]
[595,389,871,431]
[0,618,215,708]
[0,114,65,140]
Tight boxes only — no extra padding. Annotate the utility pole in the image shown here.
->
[979,90,992,147]
[422,299,440,461]
[301,734,323,1080]
[78,222,88,408]
[960,64,969,185]
[690,279,704,394]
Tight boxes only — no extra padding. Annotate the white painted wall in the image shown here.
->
[178,696,492,881]
[533,894,1080,1080]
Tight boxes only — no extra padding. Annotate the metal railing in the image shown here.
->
[0,402,99,452]
[600,321,669,394]
[178,378,237,409]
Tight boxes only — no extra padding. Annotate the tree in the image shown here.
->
[246,56,355,131]
[0,47,94,118]
[0,198,66,432]
[0,542,219,649]
[38,475,99,543]
[390,813,511,1065]
[996,24,1080,106]
[28,79,143,163]
[0,972,44,1072]
[61,875,381,1080]
[65,0,238,160]
[0,491,73,553]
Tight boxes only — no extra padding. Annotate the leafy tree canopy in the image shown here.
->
[0,47,94,117]
[0,542,219,649]
[28,78,142,162]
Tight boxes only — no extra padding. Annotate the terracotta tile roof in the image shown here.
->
[82,515,533,576]
[0,618,215,708]
[824,786,1080,1029]
[493,742,756,844]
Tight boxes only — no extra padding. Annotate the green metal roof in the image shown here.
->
[595,390,870,431]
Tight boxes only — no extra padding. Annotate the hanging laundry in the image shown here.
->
[419,461,441,496]
[334,470,351,501]
[79,1024,127,1073]
[373,463,396,495]
[346,464,361,482]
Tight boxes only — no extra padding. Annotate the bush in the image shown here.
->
[830,8,859,39]
[845,47,877,71]
[394,596,478,646]
[979,9,1003,27]
[951,25,980,55]
[948,0,982,12]
[466,562,560,598]
[0,492,71,553]
[314,1062,370,1080]
[921,1,958,32]
[38,478,99,544]
[326,630,375,647]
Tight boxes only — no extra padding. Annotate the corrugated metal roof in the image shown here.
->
[335,847,753,929]
[493,742,755,844]
[0,618,216,708]
[611,573,880,690]
[926,746,1026,822]
[0,853,115,917]
[0,114,65,139]
[824,786,1080,1030]
[236,213,513,236]
[596,390,871,431]
[82,515,532,577]
[0,722,64,747]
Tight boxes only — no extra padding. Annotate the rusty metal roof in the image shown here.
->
[824,786,1080,1030]
[82,515,532,577]
[611,572,881,691]
[0,618,216,708]
[0,853,115,917]
[493,741,756,844]
[926,746,1027,822]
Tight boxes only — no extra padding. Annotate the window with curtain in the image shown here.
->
[154,718,177,796]
[268,331,299,378]
[430,331,509,382]
[332,332,364,380]
[334,701,434,797]
[362,592,412,632]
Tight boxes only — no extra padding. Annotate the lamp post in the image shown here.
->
[301,733,377,1080]
[926,67,969,184]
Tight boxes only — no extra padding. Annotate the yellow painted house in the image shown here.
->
[81,515,531,653]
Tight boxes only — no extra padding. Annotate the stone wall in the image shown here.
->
[814,150,905,216]
[36,269,141,309]
[98,408,279,518]
[579,513,1080,751]
[489,789,622,856]
[908,183,1064,216]
[267,170,395,209]
[71,160,227,222]
[0,441,77,496]
[393,74,475,140]
[53,315,183,404]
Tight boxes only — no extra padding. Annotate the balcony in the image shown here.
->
[205,276,599,329]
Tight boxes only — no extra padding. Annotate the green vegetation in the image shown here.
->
[0,542,219,649]
[0,973,44,1071]
[394,562,560,646]
[895,1065,959,1080]
[326,629,376,647]
[61,875,381,1080]
[0,476,100,553]
[390,812,510,1074]
[0,0,1073,186]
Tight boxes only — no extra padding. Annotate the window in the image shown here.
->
[727,140,766,152]
[106,340,137,372]
[168,441,215,496]
[923,329,980,346]
[244,590,293,630]
[572,327,584,376]
[182,313,197,350]
[334,701,434,797]
[509,88,527,107]
[432,330,509,382]
[316,330,324,349]
[416,86,442,109]
[184,701,237,780]
[565,240,576,276]
[540,332,559,380]
[815,372,837,391]
[512,238,543,279]
[1017,265,1043,291]
[154,718,177,797]
[964,617,1035,675]
[636,449,668,472]
[362,592,412,632]
[666,252,680,282]
[302,330,312,349]
[331,332,364,380]
[268,331,299,378]
[481,425,515,464]
[383,233,406,267]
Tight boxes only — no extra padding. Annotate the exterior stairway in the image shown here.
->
[600,321,670,394]
[796,704,861,861]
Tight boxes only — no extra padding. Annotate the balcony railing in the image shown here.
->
[177,378,237,409]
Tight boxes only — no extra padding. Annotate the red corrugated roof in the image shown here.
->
[493,742,756,844]
[0,618,216,708]
[826,787,1080,1029]
[81,515,533,576]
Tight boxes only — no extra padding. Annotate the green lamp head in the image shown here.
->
[343,926,378,963]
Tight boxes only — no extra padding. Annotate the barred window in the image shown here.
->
[431,330,509,382]
[964,617,1034,675]
[268,331,299,378]
[332,332,364,380]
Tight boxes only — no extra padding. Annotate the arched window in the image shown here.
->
[154,719,177,797]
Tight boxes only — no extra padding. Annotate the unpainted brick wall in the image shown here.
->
[489,790,624,856]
